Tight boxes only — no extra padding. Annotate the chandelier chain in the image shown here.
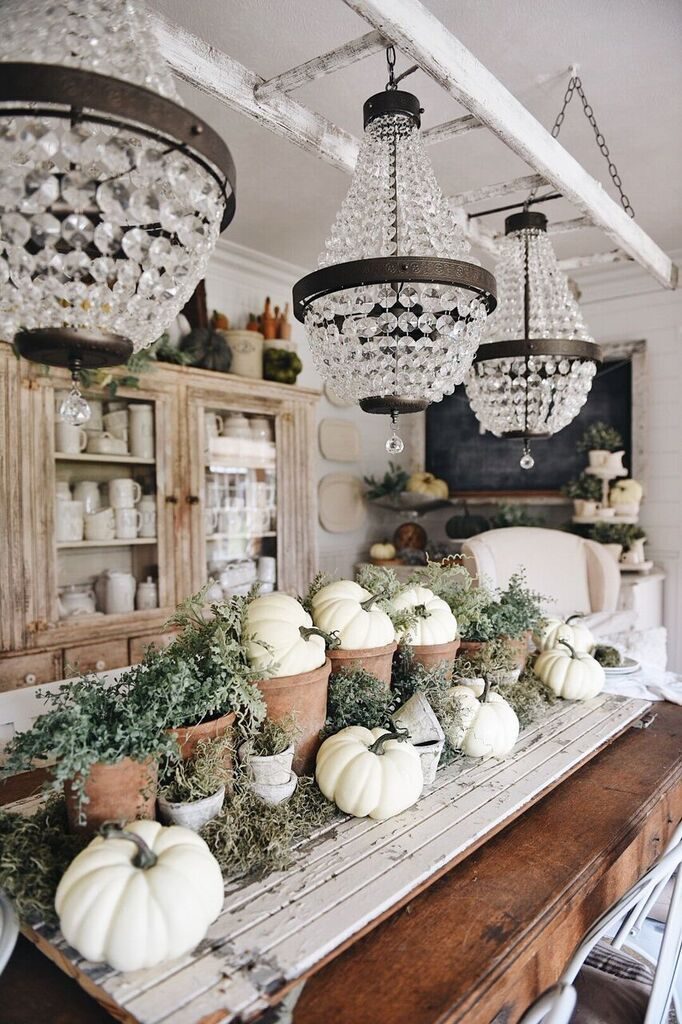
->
[528,75,635,218]
[385,45,397,90]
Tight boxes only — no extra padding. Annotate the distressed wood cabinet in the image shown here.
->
[0,344,319,690]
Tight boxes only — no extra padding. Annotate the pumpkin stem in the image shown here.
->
[558,639,578,659]
[368,725,411,755]
[360,594,380,611]
[414,603,430,619]
[299,625,340,650]
[481,676,491,704]
[100,824,158,870]
[566,613,585,625]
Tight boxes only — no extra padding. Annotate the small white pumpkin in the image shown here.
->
[534,614,594,654]
[311,580,395,650]
[406,472,449,499]
[316,726,423,820]
[245,592,327,677]
[446,679,519,758]
[534,641,605,700]
[370,540,396,561]
[55,821,223,972]
[390,584,458,645]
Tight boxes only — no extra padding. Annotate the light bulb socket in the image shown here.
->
[15,328,133,370]
[363,90,422,129]
[505,210,548,235]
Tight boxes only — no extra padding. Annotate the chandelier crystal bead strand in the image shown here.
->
[0,0,236,423]
[293,48,496,452]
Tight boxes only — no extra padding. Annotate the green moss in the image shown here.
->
[593,644,623,668]
[502,667,558,727]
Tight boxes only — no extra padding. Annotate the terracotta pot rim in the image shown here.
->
[257,657,331,691]
[411,638,460,655]
[170,709,236,735]
[329,641,398,659]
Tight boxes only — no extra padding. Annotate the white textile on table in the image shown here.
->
[602,667,682,706]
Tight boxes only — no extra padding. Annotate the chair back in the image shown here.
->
[461,527,620,615]
[517,983,577,1024]
[0,889,18,976]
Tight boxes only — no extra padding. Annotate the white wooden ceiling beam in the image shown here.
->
[343,0,677,289]
[547,216,594,235]
[151,14,359,175]
[254,30,387,100]
[558,250,631,271]
[449,173,546,209]
[423,114,483,144]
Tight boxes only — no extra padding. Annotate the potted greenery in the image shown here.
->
[588,522,646,564]
[1,673,175,835]
[561,473,603,517]
[238,717,296,786]
[158,736,232,831]
[577,421,625,473]
[453,636,520,687]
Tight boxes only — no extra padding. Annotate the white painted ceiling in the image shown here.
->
[150,0,682,274]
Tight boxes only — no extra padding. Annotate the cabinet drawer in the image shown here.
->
[63,640,129,675]
[129,632,176,664]
[0,650,63,692]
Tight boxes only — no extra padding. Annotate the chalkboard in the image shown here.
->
[425,360,632,492]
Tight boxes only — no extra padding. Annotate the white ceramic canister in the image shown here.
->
[138,495,157,538]
[224,330,263,379]
[103,409,129,442]
[103,571,136,614]
[73,480,101,514]
[128,403,154,459]
[55,499,84,542]
[58,584,97,618]
[136,576,158,610]
[249,416,273,441]
[221,412,252,439]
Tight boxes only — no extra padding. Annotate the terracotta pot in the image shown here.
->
[370,558,403,567]
[455,639,486,662]
[170,710,236,760]
[65,757,157,836]
[328,642,397,690]
[455,635,530,671]
[410,638,461,678]
[256,659,331,776]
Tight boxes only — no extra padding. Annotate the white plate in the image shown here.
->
[604,656,641,676]
[319,418,361,462]
[318,473,366,533]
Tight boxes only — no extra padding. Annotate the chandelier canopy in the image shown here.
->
[293,53,496,450]
[465,210,601,468]
[0,0,235,381]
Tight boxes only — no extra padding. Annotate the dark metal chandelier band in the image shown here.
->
[473,337,602,364]
[14,328,133,369]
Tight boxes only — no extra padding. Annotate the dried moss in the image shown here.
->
[502,667,558,727]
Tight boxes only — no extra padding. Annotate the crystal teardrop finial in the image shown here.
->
[519,442,534,470]
[386,431,404,454]
[59,383,91,426]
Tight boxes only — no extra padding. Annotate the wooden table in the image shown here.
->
[2,702,680,1024]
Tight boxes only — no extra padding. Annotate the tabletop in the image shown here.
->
[2,702,681,1024]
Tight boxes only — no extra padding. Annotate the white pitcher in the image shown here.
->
[128,404,154,459]
[103,571,136,614]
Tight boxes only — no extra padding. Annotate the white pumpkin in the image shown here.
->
[610,478,643,506]
[55,821,223,972]
[406,472,449,499]
[534,642,605,700]
[245,593,327,677]
[316,726,423,820]
[370,540,396,561]
[390,585,458,646]
[311,580,395,650]
[446,680,519,758]
[534,614,594,654]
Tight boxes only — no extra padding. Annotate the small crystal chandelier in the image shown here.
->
[293,47,496,453]
[465,211,602,469]
[0,0,236,423]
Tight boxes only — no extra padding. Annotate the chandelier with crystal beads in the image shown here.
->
[293,50,496,453]
[0,0,235,423]
[465,210,601,469]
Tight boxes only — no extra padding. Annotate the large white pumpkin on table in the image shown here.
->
[390,585,457,645]
[55,821,223,972]
[311,580,395,650]
[534,614,594,654]
[446,679,519,758]
[534,641,605,700]
[316,726,423,820]
[244,593,327,677]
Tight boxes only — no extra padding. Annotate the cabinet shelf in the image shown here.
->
[57,538,158,549]
[55,452,156,465]
[206,531,276,541]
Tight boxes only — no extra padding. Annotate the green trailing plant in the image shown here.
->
[159,736,233,804]
[489,503,544,529]
[454,636,517,682]
[354,564,418,633]
[577,421,624,453]
[487,571,545,641]
[363,461,410,500]
[408,559,496,642]
[1,673,177,811]
[561,474,603,501]
[249,716,298,757]
[324,668,394,736]
[593,644,623,668]
[588,522,646,550]
[500,667,558,728]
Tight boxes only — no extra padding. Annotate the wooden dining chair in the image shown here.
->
[0,889,19,976]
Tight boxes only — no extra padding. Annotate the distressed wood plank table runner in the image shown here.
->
[4,693,676,1024]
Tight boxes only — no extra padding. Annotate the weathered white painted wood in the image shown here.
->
[450,173,546,208]
[342,0,678,289]
[254,30,386,99]
[20,693,648,1024]
[423,113,483,143]
[450,206,500,258]
[547,215,594,235]
[558,249,631,270]
[150,14,360,175]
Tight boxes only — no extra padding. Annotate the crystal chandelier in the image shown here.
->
[465,210,601,469]
[0,0,236,423]
[293,48,496,453]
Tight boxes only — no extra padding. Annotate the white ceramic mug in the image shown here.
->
[73,480,101,514]
[114,507,142,539]
[204,412,224,440]
[84,507,115,541]
[138,496,157,538]
[128,404,154,459]
[257,556,277,583]
[55,421,87,454]
[56,499,84,542]
[103,409,128,442]
[109,478,142,509]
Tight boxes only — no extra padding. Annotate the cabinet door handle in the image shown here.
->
[95,659,106,671]
[165,495,178,505]
[24,673,36,685]
[187,495,200,505]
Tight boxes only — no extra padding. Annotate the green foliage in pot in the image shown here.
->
[363,461,410,500]
[160,736,232,804]
[324,668,394,736]
[588,522,646,550]
[250,716,298,757]
[1,674,177,809]
[489,503,544,529]
[577,421,624,453]
[561,474,603,501]
[486,571,545,641]
[454,637,517,682]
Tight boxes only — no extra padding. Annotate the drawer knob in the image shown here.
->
[24,672,36,685]
[95,659,106,672]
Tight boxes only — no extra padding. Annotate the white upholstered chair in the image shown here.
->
[461,527,635,640]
